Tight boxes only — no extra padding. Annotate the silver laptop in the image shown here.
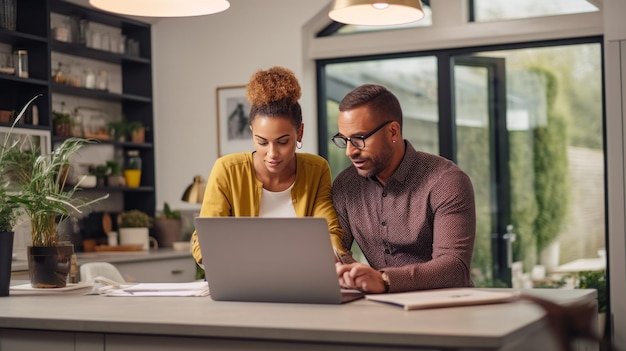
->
[194,217,364,304]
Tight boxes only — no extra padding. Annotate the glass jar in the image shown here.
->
[83,68,95,89]
[124,150,142,188]
[96,70,108,91]
[53,62,67,84]
[70,110,83,137]
[13,49,28,78]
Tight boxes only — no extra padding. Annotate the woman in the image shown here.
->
[191,66,343,265]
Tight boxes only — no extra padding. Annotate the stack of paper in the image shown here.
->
[365,288,519,310]
[93,277,209,297]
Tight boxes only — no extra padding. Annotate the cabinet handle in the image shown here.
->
[171,270,184,275]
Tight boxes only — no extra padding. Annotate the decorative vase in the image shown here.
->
[0,231,14,296]
[539,241,561,271]
[154,219,181,248]
[27,244,74,288]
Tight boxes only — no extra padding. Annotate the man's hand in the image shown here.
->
[336,262,387,293]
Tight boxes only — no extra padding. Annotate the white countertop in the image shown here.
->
[0,287,596,350]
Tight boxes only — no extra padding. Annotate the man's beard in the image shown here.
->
[353,139,394,179]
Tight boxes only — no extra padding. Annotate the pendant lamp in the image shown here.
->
[89,0,230,17]
[329,0,424,26]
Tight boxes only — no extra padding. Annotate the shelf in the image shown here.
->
[49,0,150,29]
[51,83,152,103]
[0,28,47,44]
[0,123,50,131]
[0,0,156,219]
[0,74,49,86]
[51,136,153,149]
[51,40,150,65]
[77,186,155,192]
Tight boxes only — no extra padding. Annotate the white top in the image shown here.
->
[259,182,296,217]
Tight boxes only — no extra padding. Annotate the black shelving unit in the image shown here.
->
[0,0,155,218]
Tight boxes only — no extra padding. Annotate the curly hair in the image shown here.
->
[246,66,302,129]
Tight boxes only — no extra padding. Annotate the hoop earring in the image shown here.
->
[296,141,303,149]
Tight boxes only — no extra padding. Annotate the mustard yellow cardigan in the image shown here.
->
[191,152,344,264]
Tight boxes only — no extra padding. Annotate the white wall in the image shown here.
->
[152,0,330,212]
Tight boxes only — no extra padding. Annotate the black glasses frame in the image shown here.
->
[331,121,392,150]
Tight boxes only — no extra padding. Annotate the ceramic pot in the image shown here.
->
[27,244,74,288]
[0,231,14,296]
[154,219,181,248]
[119,227,157,251]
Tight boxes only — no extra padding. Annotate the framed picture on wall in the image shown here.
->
[216,85,252,156]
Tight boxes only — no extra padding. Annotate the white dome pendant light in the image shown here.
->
[89,0,230,17]
[329,0,424,26]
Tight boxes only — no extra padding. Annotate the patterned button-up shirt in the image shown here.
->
[332,141,476,292]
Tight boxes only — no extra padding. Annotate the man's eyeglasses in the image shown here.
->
[331,121,392,150]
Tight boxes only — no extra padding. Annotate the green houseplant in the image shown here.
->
[88,163,110,187]
[119,209,153,228]
[106,119,128,142]
[52,110,72,137]
[4,139,109,287]
[576,270,607,338]
[3,96,109,287]
[127,121,145,143]
[118,209,154,250]
[106,160,125,187]
[0,95,40,294]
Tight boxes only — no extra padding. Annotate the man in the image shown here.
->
[331,84,476,293]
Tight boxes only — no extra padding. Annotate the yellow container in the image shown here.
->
[124,169,141,188]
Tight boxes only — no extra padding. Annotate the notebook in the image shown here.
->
[194,217,364,304]
[365,288,519,310]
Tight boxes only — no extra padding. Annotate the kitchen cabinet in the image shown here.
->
[11,250,197,283]
[114,255,197,283]
[0,0,155,218]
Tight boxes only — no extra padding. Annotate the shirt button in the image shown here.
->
[382,193,387,197]
[384,249,390,254]
[381,221,386,226]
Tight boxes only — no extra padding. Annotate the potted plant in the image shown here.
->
[52,110,72,137]
[0,169,21,297]
[88,163,110,187]
[154,202,182,248]
[4,134,109,288]
[576,270,607,337]
[118,209,154,250]
[106,118,128,142]
[2,95,109,288]
[127,121,145,143]
[0,95,39,294]
[0,187,20,296]
[106,160,125,187]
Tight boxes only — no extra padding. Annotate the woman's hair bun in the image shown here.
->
[246,66,301,106]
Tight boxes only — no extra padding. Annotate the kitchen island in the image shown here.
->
[0,287,598,351]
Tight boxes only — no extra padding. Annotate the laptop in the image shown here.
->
[194,217,364,304]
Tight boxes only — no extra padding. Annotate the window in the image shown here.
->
[319,38,604,287]
[472,0,599,22]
